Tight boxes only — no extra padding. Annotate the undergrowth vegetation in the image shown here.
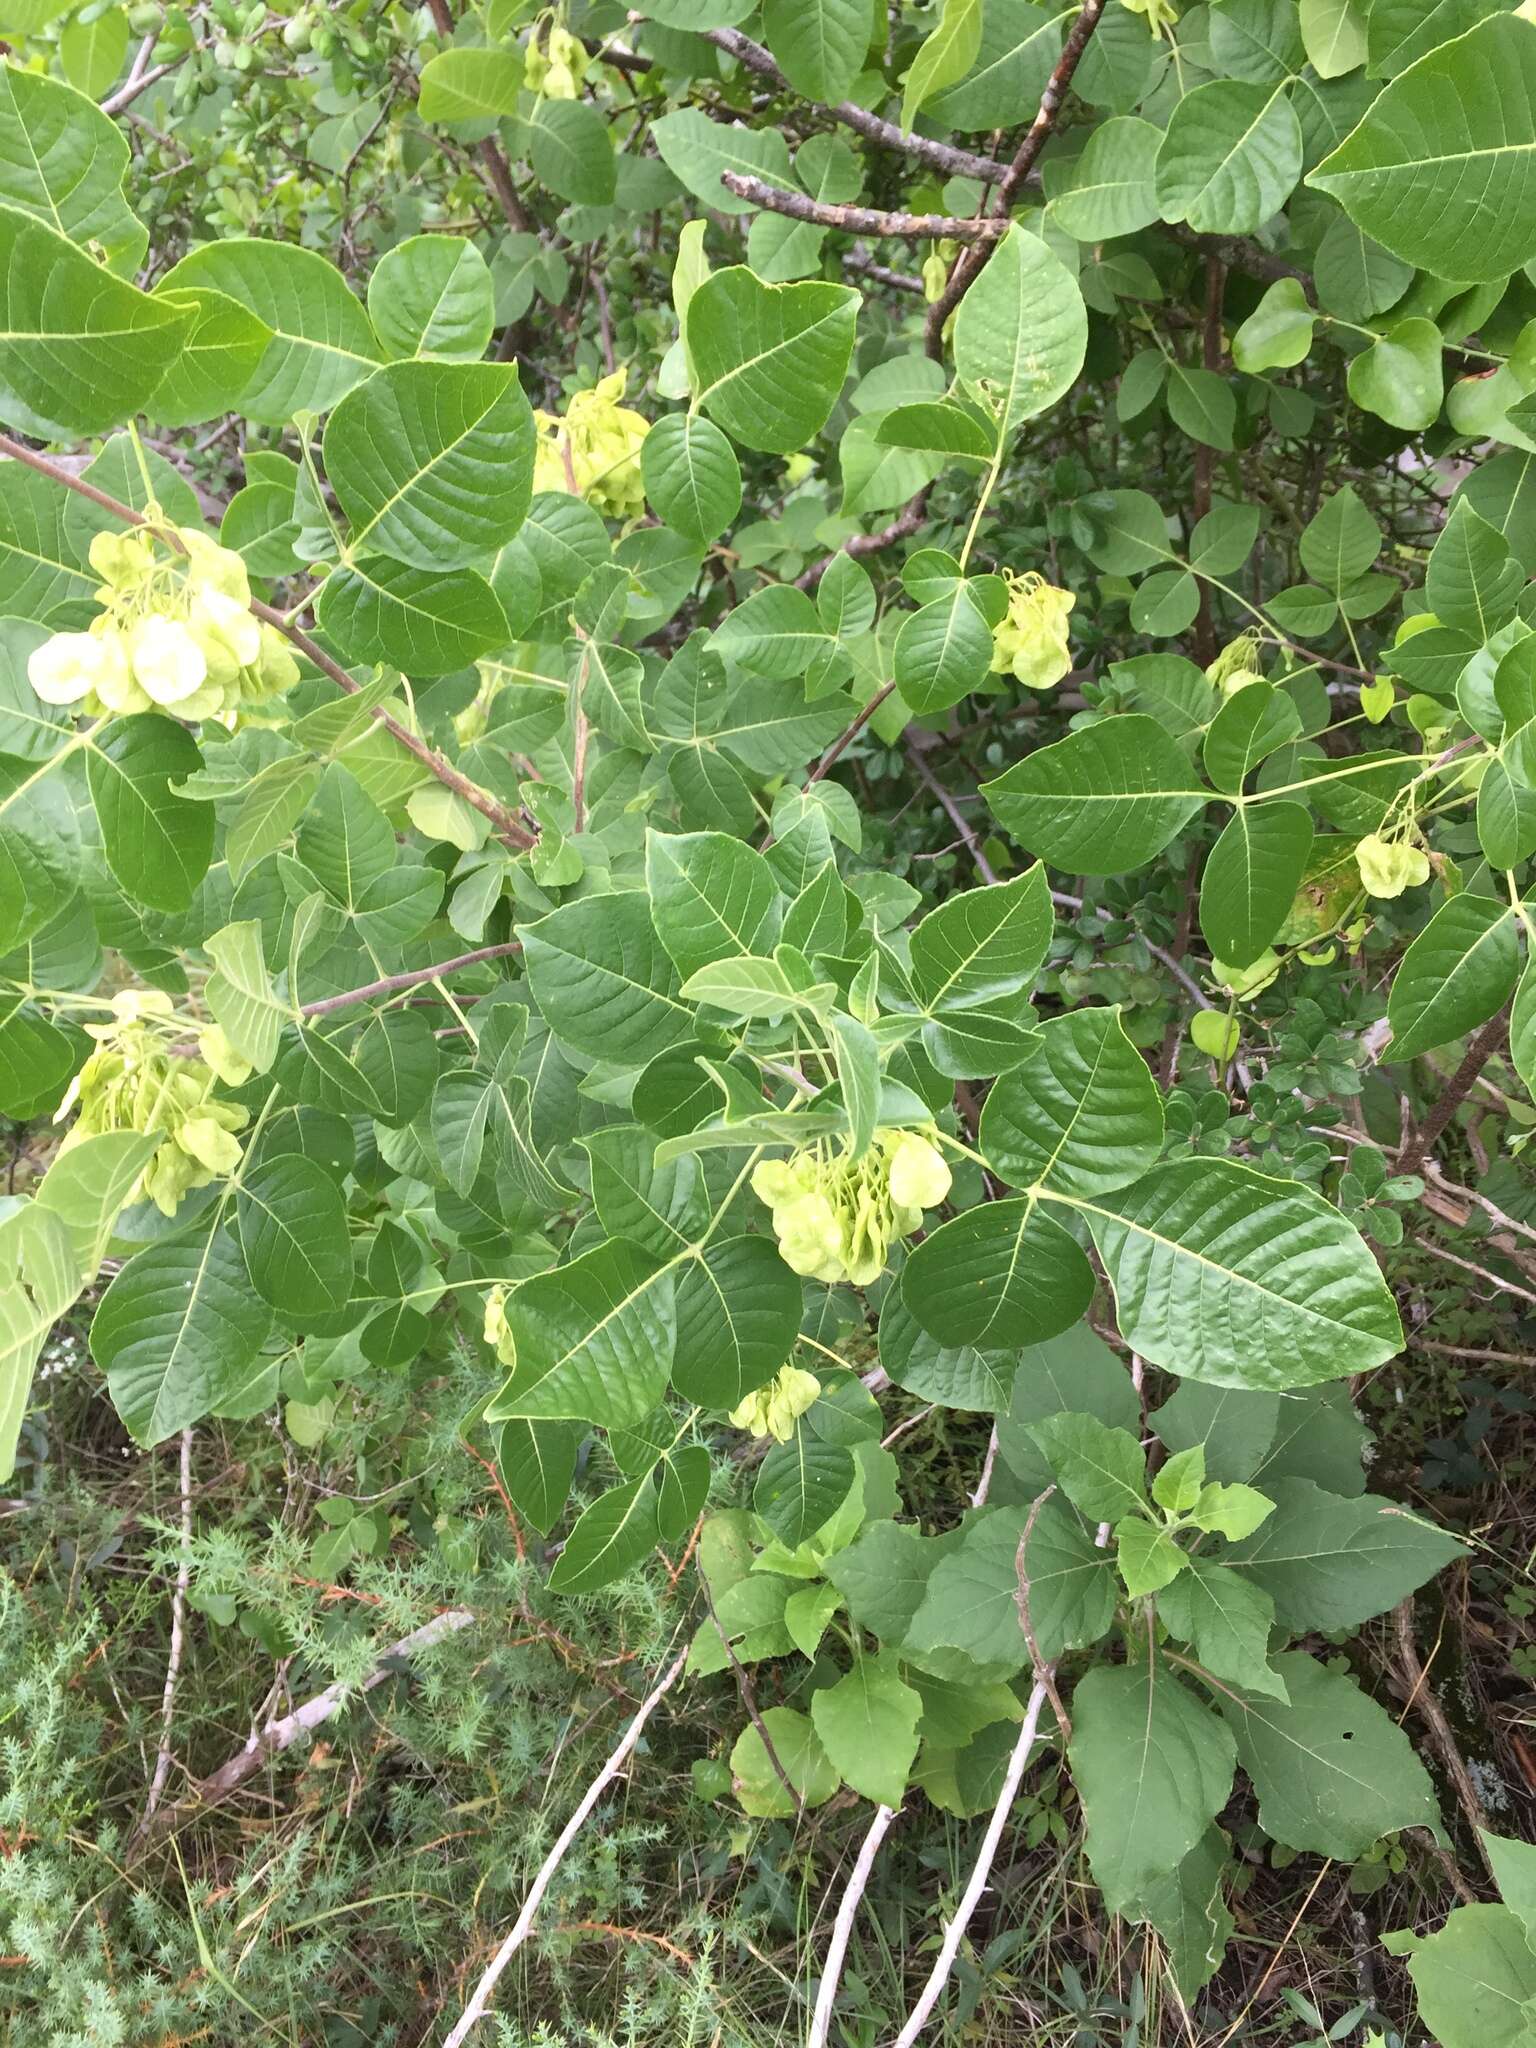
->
[0,1,1535,2044]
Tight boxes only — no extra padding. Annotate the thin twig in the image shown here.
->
[440,1643,690,2046]
[1389,1596,1495,1880]
[1398,1005,1511,1173]
[703,27,1010,185]
[805,682,896,784]
[797,487,931,592]
[970,1425,1000,1508]
[700,1577,800,1811]
[0,432,537,851]
[808,1803,902,2048]
[906,741,999,885]
[1014,1486,1072,1744]
[132,1428,194,1847]
[1410,1236,1536,1308]
[720,173,1009,242]
[925,0,1108,355]
[141,1607,476,1843]
[299,943,523,1021]
[888,1678,1052,2048]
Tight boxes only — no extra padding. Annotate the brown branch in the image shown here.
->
[703,27,1011,186]
[1389,1594,1495,1881]
[905,737,1000,885]
[925,0,1108,357]
[0,431,537,851]
[796,486,932,592]
[719,172,1008,242]
[845,250,925,295]
[419,0,534,232]
[699,1576,801,1812]
[300,943,523,1021]
[1162,223,1316,298]
[807,682,895,784]
[1013,1485,1072,1744]
[1399,1003,1511,1173]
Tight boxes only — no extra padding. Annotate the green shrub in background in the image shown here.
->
[0,0,1533,2041]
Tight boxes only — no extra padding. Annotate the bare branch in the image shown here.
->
[890,1677,1053,2048]
[906,738,1000,885]
[704,27,1011,185]
[808,1803,902,2048]
[0,432,537,851]
[719,172,1008,241]
[130,1428,194,1851]
[440,1643,690,2046]
[299,943,524,1022]
[925,0,1108,354]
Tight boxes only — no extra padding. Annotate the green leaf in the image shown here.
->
[1069,1662,1238,1914]
[1232,278,1316,373]
[367,235,493,361]
[548,1474,660,1592]
[908,865,1053,1016]
[323,360,534,568]
[1051,116,1164,240]
[641,412,742,545]
[146,286,275,430]
[980,1007,1165,1196]
[93,1229,274,1446]
[1115,1515,1188,1595]
[316,556,508,674]
[1151,1380,1280,1482]
[496,1417,579,1536]
[873,401,994,462]
[982,714,1208,875]
[1299,485,1381,587]
[672,1233,801,1408]
[878,1291,1015,1412]
[488,1239,673,1428]
[1347,317,1443,430]
[953,224,1088,435]
[0,65,143,270]
[0,1202,80,1478]
[1203,681,1303,793]
[730,1706,841,1816]
[902,0,983,129]
[530,98,615,205]
[1366,0,1508,77]
[1385,896,1520,1062]
[686,268,858,453]
[651,109,796,218]
[1484,1829,1536,1935]
[1133,1829,1236,2003]
[1166,366,1236,452]
[893,580,995,715]
[1426,497,1526,638]
[1198,802,1315,968]
[523,893,690,1068]
[762,0,870,100]
[237,1152,353,1324]
[158,239,381,426]
[205,919,286,1072]
[905,1498,1117,1669]
[1155,79,1303,234]
[902,1197,1095,1349]
[1226,1477,1466,1627]
[297,763,396,908]
[926,1,1062,127]
[1029,1411,1147,1521]
[997,1322,1141,1489]
[417,46,525,121]
[1392,1906,1536,2048]
[0,754,79,956]
[1310,16,1536,281]
[1301,0,1369,74]
[645,829,781,984]
[1158,1562,1288,1698]
[1075,1156,1403,1389]
[86,715,213,914]
[810,1653,923,1806]
[0,204,189,437]
[754,1433,855,1545]
[1219,1651,1439,1854]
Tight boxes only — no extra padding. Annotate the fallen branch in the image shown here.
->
[889,1677,1052,2048]
[142,1606,476,1843]
[1390,1595,1495,1881]
[703,28,1010,186]
[719,172,1008,241]
[440,1643,690,2046]
[808,1802,902,2048]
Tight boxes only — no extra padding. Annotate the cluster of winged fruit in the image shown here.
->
[524,17,588,98]
[988,570,1075,691]
[532,367,650,517]
[751,1129,952,1287]
[56,991,249,1217]
[28,521,298,724]
[728,1365,823,1442]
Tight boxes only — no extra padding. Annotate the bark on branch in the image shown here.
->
[718,172,1009,241]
